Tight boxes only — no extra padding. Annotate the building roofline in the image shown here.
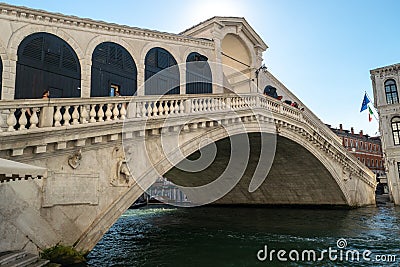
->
[181,16,268,50]
[0,2,215,47]
[370,63,400,74]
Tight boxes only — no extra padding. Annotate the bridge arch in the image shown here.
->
[144,47,180,95]
[15,32,81,99]
[76,117,353,251]
[90,42,137,97]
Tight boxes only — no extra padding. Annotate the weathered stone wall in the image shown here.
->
[371,64,400,204]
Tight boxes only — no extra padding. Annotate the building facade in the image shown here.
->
[371,63,400,204]
[329,124,385,177]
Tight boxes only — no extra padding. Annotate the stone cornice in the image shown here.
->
[0,2,214,48]
[370,63,400,76]
[181,16,267,51]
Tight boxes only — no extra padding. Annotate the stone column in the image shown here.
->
[2,58,17,100]
[180,64,186,95]
[80,60,91,98]
[137,63,145,96]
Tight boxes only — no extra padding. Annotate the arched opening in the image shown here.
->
[186,52,212,94]
[385,79,399,104]
[15,32,81,99]
[221,34,252,93]
[91,42,137,97]
[165,134,347,205]
[145,47,179,95]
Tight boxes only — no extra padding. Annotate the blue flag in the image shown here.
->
[360,93,370,112]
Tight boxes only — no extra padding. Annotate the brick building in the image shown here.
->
[329,124,385,177]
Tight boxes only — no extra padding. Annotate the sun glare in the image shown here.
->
[186,0,249,23]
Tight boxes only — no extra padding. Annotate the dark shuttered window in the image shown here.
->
[91,42,137,97]
[145,47,179,95]
[15,32,81,99]
[186,52,212,94]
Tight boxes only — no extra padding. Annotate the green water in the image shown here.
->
[87,206,400,266]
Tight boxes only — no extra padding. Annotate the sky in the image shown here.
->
[3,0,399,135]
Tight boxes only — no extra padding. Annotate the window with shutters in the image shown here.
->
[91,42,137,97]
[15,32,81,99]
[145,47,179,95]
[186,52,212,94]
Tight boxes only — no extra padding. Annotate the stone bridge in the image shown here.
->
[0,93,376,253]
[0,3,376,255]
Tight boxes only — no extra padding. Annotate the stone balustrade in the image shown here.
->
[0,94,292,133]
[0,93,338,145]
[0,92,373,187]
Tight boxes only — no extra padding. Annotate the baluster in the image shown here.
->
[120,103,127,120]
[210,98,215,111]
[158,101,164,116]
[7,109,17,131]
[164,101,170,115]
[194,99,199,112]
[199,99,203,111]
[147,102,153,117]
[142,101,148,117]
[63,106,71,126]
[89,105,96,123]
[174,100,180,114]
[105,104,112,121]
[170,100,175,114]
[72,105,79,125]
[18,109,28,130]
[113,103,120,120]
[30,108,39,129]
[80,105,89,124]
[152,101,158,116]
[191,99,195,112]
[207,98,212,111]
[97,104,105,122]
[179,100,184,114]
[54,106,62,126]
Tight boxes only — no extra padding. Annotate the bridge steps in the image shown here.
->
[0,251,48,267]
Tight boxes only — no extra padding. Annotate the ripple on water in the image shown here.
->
[87,206,400,267]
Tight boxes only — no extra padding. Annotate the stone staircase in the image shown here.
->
[0,251,49,267]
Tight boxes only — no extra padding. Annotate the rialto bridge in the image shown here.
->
[0,3,376,254]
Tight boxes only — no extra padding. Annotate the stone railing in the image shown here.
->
[0,93,374,184]
[0,93,327,136]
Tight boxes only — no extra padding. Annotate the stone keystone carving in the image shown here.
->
[68,149,82,169]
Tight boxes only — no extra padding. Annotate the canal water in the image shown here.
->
[87,206,400,266]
